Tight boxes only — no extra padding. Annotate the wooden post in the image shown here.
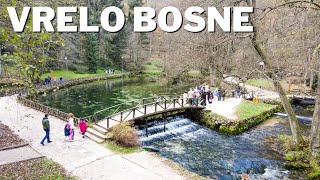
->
[182,98,184,107]
[165,100,167,109]
[155,102,157,112]
[145,118,148,137]
[133,108,135,118]
[144,105,147,114]
[120,112,123,122]
[173,99,176,108]
[163,113,166,132]
[107,117,110,128]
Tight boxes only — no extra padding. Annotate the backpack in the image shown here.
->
[64,124,70,136]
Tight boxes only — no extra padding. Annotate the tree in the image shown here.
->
[0,0,64,97]
[84,33,99,73]
[310,43,320,156]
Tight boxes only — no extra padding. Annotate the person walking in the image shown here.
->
[79,119,87,138]
[40,114,52,145]
[221,87,226,101]
[68,113,75,140]
[214,88,219,101]
[236,86,241,98]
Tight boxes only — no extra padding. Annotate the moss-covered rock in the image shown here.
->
[284,162,310,170]
[308,167,320,179]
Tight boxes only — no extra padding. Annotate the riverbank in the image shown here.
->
[195,99,281,135]
[0,96,189,179]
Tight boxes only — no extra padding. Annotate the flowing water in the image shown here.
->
[137,105,313,180]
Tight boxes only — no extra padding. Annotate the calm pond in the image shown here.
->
[37,77,191,117]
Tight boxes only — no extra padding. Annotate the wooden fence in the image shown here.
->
[1,72,127,96]
[17,96,80,124]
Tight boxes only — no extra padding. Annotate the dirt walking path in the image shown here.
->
[0,96,185,180]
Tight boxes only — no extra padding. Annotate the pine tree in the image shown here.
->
[84,33,99,73]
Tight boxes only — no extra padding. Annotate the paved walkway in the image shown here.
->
[206,98,242,120]
[224,77,279,99]
[0,96,185,180]
[0,145,43,165]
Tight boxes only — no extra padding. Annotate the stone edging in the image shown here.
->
[0,143,29,151]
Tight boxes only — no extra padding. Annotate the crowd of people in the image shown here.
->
[43,75,63,85]
[40,113,87,145]
[182,83,245,107]
[183,83,226,106]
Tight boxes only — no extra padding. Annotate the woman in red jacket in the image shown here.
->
[79,119,87,138]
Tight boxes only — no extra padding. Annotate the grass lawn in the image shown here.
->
[143,61,163,75]
[234,100,278,120]
[41,69,106,80]
[246,79,288,91]
[104,140,142,154]
[0,158,75,179]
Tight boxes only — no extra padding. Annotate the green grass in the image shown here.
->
[143,60,164,75]
[104,140,142,154]
[234,100,277,120]
[246,79,288,91]
[0,158,76,179]
[41,69,105,80]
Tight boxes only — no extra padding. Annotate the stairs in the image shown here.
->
[84,124,109,143]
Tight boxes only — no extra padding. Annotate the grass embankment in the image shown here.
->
[143,59,163,75]
[277,135,320,179]
[41,69,106,80]
[246,78,288,91]
[234,101,278,120]
[200,101,280,135]
[0,158,75,179]
[104,140,142,154]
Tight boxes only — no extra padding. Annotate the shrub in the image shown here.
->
[111,121,139,147]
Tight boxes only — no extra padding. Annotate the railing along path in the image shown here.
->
[83,95,204,129]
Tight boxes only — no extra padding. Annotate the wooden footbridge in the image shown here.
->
[81,95,205,143]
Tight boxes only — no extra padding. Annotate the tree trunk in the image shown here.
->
[251,35,305,146]
[247,0,304,147]
[310,44,320,156]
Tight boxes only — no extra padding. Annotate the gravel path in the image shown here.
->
[0,96,186,180]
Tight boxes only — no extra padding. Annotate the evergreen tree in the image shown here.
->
[84,33,99,73]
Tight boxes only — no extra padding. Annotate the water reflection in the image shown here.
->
[37,77,192,117]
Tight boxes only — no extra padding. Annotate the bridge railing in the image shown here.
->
[82,95,183,123]
[99,97,191,128]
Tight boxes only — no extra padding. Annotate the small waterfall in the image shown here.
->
[274,113,312,123]
[137,117,200,146]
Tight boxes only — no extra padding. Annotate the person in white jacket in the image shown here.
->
[68,113,75,140]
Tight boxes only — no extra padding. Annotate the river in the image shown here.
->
[38,77,312,179]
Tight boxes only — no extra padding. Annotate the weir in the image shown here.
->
[81,95,204,143]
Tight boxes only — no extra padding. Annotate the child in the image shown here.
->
[64,123,70,141]
[79,119,87,138]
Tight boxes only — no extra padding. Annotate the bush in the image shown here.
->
[111,122,139,147]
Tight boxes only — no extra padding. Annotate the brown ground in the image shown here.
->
[0,158,76,180]
[0,123,25,149]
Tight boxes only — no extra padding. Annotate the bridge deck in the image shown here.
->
[97,101,204,129]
